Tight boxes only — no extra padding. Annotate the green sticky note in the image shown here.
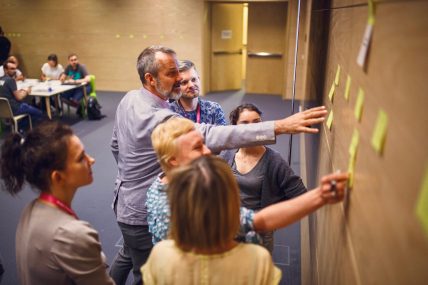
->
[335,65,341,86]
[326,110,334,130]
[371,110,388,155]
[354,87,365,122]
[344,75,351,101]
[416,167,428,238]
[328,82,335,102]
[349,128,359,159]
[347,159,355,189]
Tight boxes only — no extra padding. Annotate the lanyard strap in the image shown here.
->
[39,193,78,219]
[196,103,201,124]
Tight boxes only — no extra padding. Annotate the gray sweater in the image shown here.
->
[220,147,307,209]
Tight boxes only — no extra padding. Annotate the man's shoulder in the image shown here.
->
[200,98,222,107]
[0,76,15,87]
[168,100,181,110]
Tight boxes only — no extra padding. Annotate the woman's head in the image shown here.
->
[229,103,263,125]
[152,117,211,172]
[0,122,94,195]
[47,54,58,67]
[168,156,240,252]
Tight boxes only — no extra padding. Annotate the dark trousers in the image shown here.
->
[109,222,153,285]
[61,85,91,102]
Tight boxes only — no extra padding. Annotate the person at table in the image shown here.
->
[0,55,24,81]
[41,53,64,81]
[59,53,91,111]
[0,58,43,125]
[0,121,115,285]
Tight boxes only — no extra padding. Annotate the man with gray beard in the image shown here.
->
[110,45,327,285]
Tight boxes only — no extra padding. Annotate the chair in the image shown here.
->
[0,98,32,133]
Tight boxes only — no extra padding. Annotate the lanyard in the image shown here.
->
[196,103,201,124]
[39,193,78,219]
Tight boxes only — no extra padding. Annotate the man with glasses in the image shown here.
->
[0,59,43,126]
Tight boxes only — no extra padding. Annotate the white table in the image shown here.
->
[18,79,88,119]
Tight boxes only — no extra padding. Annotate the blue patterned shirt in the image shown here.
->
[146,174,261,245]
[169,98,227,125]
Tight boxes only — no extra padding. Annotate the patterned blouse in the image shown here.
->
[146,174,261,245]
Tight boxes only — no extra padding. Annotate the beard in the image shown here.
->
[181,89,200,100]
[155,78,182,100]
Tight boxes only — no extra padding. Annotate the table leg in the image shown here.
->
[54,95,61,116]
[45,97,52,119]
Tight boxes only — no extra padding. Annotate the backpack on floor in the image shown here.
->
[87,96,105,120]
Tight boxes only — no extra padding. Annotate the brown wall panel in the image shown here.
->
[305,1,428,284]
[0,0,204,92]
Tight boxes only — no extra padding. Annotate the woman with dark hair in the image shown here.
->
[0,121,114,285]
[142,156,282,284]
[221,103,307,252]
[41,53,64,81]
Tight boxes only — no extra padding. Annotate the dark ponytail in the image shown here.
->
[1,122,73,195]
[1,133,26,195]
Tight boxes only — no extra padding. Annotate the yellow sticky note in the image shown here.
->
[328,82,335,102]
[354,87,365,122]
[416,166,428,238]
[347,158,355,189]
[349,128,359,159]
[326,110,334,130]
[335,65,341,86]
[344,75,351,101]
[371,110,388,155]
[368,0,376,25]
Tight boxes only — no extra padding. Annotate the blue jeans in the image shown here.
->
[109,223,153,285]
[16,103,44,129]
[61,85,91,102]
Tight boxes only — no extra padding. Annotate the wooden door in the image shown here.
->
[246,2,288,96]
[210,3,244,92]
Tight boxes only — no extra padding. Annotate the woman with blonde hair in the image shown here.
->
[142,156,282,284]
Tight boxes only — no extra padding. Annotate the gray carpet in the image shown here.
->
[0,90,303,285]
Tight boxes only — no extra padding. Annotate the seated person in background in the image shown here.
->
[41,53,64,81]
[142,156,282,285]
[0,55,24,80]
[169,60,226,125]
[146,117,348,246]
[59,53,91,111]
[0,121,115,285]
[0,59,43,124]
[221,103,307,252]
